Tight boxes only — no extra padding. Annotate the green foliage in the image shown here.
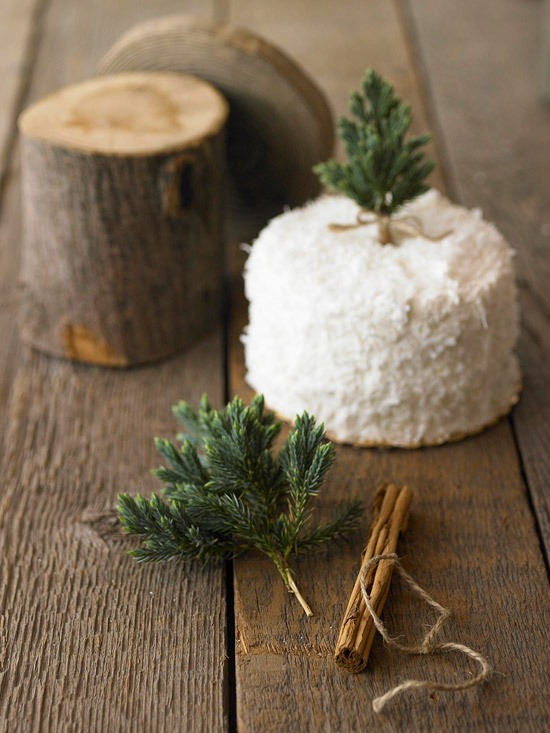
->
[314,68,435,217]
[118,395,364,615]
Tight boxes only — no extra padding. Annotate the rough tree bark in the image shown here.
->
[18,72,228,366]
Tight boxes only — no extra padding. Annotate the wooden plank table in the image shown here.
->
[0,0,548,731]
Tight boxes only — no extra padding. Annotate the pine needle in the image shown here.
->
[314,68,435,218]
[118,394,364,616]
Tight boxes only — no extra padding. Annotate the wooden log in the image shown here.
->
[96,15,335,238]
[18,72,228,367]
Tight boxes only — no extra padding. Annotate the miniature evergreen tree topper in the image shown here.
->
[315,69,435,244]
[118,394,364,616]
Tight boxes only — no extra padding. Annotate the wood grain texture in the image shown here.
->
[0,153,25,461]
[0,0,219,432]
[0,341,227,731]
[403,0,550,559]
[228,0,550,730]
[0,0,229,731]
[0,0,46,454]
[19,73,227,366]
[0,0,44,185]
[0,0,547,731]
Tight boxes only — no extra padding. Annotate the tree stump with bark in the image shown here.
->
[18,72,228,366]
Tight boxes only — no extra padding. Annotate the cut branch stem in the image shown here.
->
[378,216,393,245]
[285,568,314,617]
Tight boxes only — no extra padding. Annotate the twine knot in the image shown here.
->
[360,554,491,713]
[329,209,452,244]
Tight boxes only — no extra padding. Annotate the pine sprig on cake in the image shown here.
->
[118,394,364,616]
[314,69,435,244]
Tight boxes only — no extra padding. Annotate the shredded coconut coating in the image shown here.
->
[243,190,520,447]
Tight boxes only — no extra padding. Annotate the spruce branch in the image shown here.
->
[118,394,364,616]
[314,68,435,243]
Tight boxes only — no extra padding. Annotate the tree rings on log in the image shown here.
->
[96,15,335,236]
[18,72,228,367]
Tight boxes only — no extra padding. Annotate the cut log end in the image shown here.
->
[18,72,228,155]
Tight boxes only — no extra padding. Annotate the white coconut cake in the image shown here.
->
[243,190,520,447]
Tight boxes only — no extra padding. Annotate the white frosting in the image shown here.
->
[243,190,520,446]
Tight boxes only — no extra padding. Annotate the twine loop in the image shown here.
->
[360,554,491,713]
[329,210,452,242]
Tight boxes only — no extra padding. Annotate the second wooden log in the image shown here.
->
[96,15,335,238]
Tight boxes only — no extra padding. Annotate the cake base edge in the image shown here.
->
[252,379,523,450]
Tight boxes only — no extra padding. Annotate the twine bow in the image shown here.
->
[329,210,452,244]
[361,554,491,713]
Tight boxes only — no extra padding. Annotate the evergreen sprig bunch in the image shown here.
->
[118,394,364,616]
[314,69,435,242]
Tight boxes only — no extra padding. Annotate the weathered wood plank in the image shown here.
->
[0,0,43,453]
[0,344,227,731]
[0,155,25,463]
[0,0,219,446]
[0,1,229,731]
[403,0,550,558]
[0,0,42,184]
[21,0,215,98]
[228,0,549,730]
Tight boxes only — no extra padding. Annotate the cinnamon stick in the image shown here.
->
[334,483,413,672]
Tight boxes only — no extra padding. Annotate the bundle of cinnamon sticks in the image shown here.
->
[335,483,413,672]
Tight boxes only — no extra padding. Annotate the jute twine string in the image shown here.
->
[360,554,491,713]
[329,210,452,242]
